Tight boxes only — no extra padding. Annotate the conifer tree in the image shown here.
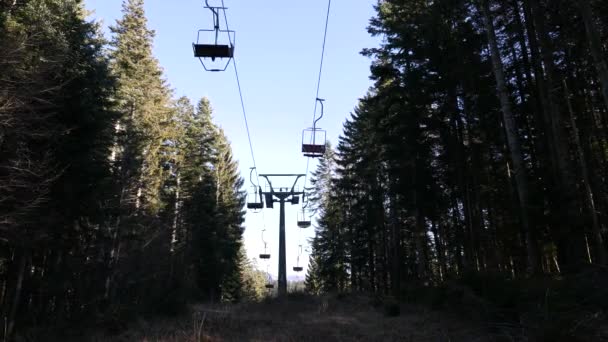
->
[109,0,173,215]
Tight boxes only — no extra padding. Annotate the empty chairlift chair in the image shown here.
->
[302,128,326,157]
[247,167,264,210]
[293,245,304,272]
[247,186,264,210]
[193,1,235,72]
[265,265,274,289]
[259,229,271,259]
[297,208,311,228]
[302,98,327,158]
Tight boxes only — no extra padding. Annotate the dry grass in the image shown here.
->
[85,294,514,342]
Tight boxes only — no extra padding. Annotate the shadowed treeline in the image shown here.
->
[0,0,265,339]
[306,0,608,339]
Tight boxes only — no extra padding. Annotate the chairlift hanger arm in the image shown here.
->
[249,167,257,188]
[313,98,325,128]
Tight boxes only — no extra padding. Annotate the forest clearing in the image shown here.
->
[85,295,485,342]
[65,278,608,342]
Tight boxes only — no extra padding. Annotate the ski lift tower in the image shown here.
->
[259,174,306,297]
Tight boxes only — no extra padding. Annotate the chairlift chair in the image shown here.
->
[247,167,264,210]
[297,208,312,228]
[193,1,235,72]
[302,128,326,158]
[247,186,264,210]
[302,98,327,158]
[293,245,304,272]
[264,265,274,289]
[259,229,271,259]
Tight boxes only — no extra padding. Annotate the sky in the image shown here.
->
[84,0,379,280]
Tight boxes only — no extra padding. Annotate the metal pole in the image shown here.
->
[278,198,287,297]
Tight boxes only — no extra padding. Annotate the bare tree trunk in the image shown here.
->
[527,0,588,269]
[5,249,26,340]
[431,221,446,281]
[388,185,401,296]
[171,172,181,254]
[480,0,541,274]
[578,0,608,113]
[563,80,607,265]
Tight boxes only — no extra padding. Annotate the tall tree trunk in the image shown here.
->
[171,171,181,254]
[388,185,401,296]
[431,221,446,281]
[563,80,607,265]
[578,0,608,113]
[527,0,588,269]
[480,0,541,274]
[5,249,27,340]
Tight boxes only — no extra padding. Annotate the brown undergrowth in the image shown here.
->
[82,293,508,342]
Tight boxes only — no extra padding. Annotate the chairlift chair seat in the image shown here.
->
[302,144,326,154]
[293,267,303,272]
[247,202,264,210]
[265,284,274,289]
[297,220,311,228]
[259,254,271,259]
[193,44,234,59]
[302,144,326,157]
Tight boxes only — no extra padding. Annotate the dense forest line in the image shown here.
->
[0,0,267,339]
[307,0,608,293]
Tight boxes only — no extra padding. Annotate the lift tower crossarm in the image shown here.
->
[259,174,306,195]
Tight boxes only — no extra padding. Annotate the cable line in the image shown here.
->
[219,0,267,229]
[220,0,258,181]
[304,0,332,189]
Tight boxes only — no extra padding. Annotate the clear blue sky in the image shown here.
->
[84,0,378,279]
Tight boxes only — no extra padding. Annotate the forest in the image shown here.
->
[1,0,268,339]
[305,0,608,338]
[1,0,608,340]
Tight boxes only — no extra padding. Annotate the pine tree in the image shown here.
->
[305,256,322,295]
[105,0,174,301]
[109,0,173,215]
